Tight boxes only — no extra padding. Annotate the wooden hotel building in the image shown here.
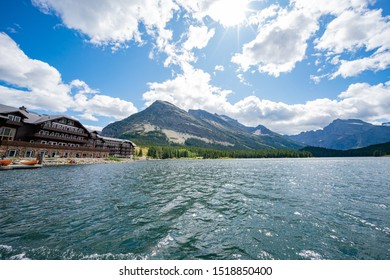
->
[0,104,135,160]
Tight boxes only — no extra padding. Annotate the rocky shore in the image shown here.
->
[42,157,137,166]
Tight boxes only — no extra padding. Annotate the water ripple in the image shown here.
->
[1,158,389,259]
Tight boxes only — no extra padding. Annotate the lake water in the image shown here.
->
[0,158,389,260]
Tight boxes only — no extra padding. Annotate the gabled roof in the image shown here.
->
[23,112,79,124]
[0,104,29,118]
[0,103,92,136]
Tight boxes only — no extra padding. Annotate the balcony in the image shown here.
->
[6,120,23,126]
[0,140,109,152]
[34,133,88,143]
[42,124,89,137]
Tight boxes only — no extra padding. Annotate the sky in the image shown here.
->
[0,0,390,135]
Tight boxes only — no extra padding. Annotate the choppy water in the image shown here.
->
[0,158,389,260]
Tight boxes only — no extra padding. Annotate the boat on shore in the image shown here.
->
[20,159,39,165]
[0,158,42,170]
[0,159,12,166]
[0,163,43,170]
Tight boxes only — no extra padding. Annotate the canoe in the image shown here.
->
[20,159,39,165]
[0,164,43,170]
[0,159,12,166]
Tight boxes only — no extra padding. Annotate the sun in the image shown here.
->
[208,0,249,27]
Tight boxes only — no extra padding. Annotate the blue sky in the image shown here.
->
[0,0,390,134]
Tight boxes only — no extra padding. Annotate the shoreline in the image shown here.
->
[42,157,144,166]
[3,157,145,167]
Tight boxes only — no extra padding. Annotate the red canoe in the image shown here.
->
[0,159,12,166]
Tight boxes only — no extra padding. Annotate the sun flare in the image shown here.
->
[208,0,249,27]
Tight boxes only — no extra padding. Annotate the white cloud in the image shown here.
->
[248,4,281,26]
[152,24,215,71]
[332,52,390,78]
[232,9,318,77]
[237,81,390,134]
[143,65,234,113]
[214,65,224,72]
[0,32,72,112]
[292,0,372,16]
[83,124,104,132]
[0,32,137,121]
[315,8,390,78]
[183,25,215,50]
[232,0,389,78]
[73,93,138,121]
[316,9,389,53]
[177,0,251,27]
[32,0,179,51]
[237,74,252,87]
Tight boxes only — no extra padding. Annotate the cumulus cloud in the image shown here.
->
[331,52,390,78]
[214,65,224,72]
[177,0,251,27]
[316,9,389,53]
[233,0,389,79]
[315,8,390,78]
[292,0,372,15]
[236,81,390,134]
[0,32,137,121]
[143,65,234,113]
[232,9,319,77]
[0,32,72,112]
[32,0,179,51]
[183,25,215,50]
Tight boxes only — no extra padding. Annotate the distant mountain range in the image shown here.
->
[101,100,302,150]
[287,119,390,150]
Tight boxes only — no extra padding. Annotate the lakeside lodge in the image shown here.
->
[0,103,135,160]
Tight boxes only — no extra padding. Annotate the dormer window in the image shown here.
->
[8,115,21,122]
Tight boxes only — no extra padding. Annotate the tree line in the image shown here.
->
[146,146,312,159]
[302,141,390,157]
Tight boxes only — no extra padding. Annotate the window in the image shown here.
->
[25,150,34,158]
[0,127,16,141]
[7,115,21,122]
[41,140,47,144]
[8,150,18,157]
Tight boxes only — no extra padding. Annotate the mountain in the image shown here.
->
[288,119,390,150]
[102,100,302,150]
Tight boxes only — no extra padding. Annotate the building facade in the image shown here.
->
[0,104,135,159]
